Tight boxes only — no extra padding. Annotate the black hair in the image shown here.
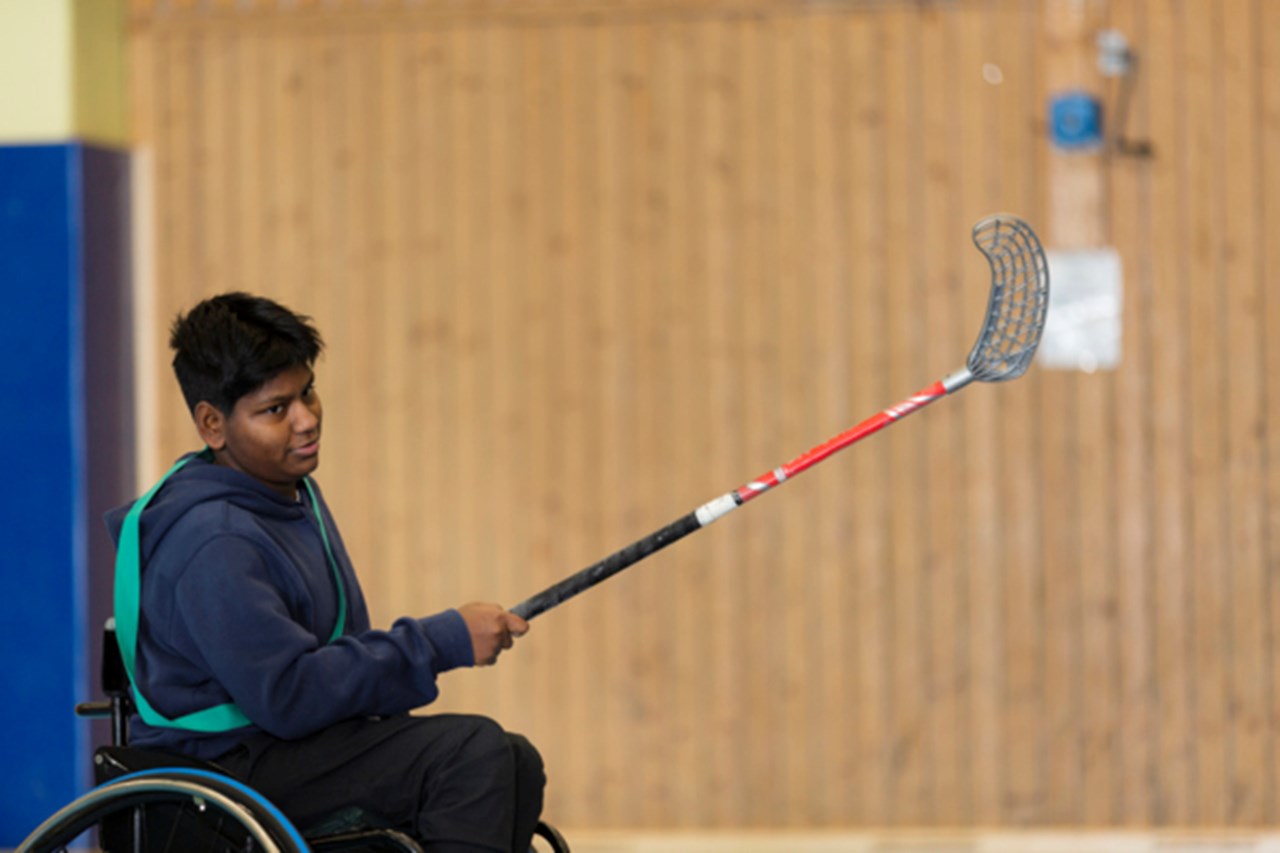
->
[169,292,324,415]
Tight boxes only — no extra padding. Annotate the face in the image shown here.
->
[195,363,323,500]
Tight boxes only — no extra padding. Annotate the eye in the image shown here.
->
[263,403,286,416]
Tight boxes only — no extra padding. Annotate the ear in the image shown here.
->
[193,401,229,451]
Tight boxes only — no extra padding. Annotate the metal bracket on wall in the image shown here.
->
[1097,29,1154,158]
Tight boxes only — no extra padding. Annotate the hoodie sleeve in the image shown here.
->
[166,534,475,740]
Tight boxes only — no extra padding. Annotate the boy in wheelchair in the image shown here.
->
[102,292,546,852]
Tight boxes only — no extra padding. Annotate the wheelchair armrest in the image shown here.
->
[75,701,113,719]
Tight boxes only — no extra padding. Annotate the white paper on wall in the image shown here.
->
[1040,248,1123,372]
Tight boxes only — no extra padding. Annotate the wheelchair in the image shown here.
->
[17,622,570,853]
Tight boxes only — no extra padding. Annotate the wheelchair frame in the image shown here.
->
[17,621,569,853]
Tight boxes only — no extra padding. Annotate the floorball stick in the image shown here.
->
[510,214,1050,620]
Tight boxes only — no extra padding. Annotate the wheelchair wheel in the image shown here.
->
[18,767,309,853]
[533,820,571,853]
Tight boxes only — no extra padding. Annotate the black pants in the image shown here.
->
[216,714,545,852]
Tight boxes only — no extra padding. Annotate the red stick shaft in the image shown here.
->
[733,379,948,505]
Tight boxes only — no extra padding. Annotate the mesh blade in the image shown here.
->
[967,214,1050,382]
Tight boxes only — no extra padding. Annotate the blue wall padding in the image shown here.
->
[81,145,135,754]
[0,143,133,845]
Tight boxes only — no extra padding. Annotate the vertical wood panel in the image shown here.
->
[996,0,1046,826]
[918,4,946,825]
[618,22,666,827]
[768,14,805,827]
[694,18,749,827]
[1041,0,1093,823]
[337,29,380,627]
[800,12,850,827]
[1263,0,1280,826]
[1182,0,1228,823]
[879,8,924,826]
[585,19,628,823]
[1056,3,1123,813]
[562,21,601,821]
[513,19,561,807]
[1144,0,1194,825]
[125,0,1280,832]
[845,10,889,827]
[652,18,700,825]
[958,3,1001,825]
[1106,0,1154,827]
[734,15,774,826]
[193,33,230,300]
[151,30,197,465]
[399,27,454,637]
[1220,0,1268,825]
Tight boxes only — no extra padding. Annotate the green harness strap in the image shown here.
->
[115,453,347,732]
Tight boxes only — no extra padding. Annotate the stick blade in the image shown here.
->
[967,214,1051,382]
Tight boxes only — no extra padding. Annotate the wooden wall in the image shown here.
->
[123,0,1280,831]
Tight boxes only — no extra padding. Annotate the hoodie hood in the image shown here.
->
[105,451,310,560]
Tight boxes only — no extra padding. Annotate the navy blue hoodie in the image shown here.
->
[104,452,475,760]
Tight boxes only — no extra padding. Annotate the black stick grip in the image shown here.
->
[510,512,702,620]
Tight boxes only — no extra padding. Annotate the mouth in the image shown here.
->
[293,438,321,458]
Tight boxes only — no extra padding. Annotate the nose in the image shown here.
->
[292,398,320,434]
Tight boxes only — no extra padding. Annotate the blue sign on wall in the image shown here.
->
[1049,90,1104,151]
